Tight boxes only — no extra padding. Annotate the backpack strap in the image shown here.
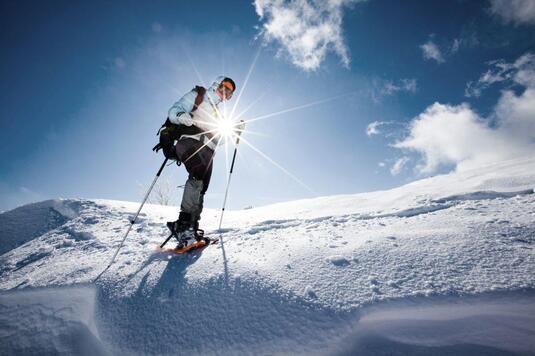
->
[192,86,206,112]
[153,86,207,158]
[156,86,206,135]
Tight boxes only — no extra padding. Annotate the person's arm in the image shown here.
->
[168,90,197,125]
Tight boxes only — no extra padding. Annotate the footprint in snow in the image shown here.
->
[369,277,379,285]
[326,255,350,267]
[83,217,100,224]
[304,285,317,298]
[14,249,53,271]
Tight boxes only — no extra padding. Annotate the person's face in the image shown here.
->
[217,82,234,101]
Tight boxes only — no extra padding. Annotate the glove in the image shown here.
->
[176,112,193,126]
[235,120,246,135]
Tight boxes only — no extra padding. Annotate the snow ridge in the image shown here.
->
[239,187,534,235]
[1,158,535,354]
[0,199,82,255]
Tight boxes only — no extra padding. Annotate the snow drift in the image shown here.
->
[1,156,535,355]
[0,285,108,356]
[0,199,80,255]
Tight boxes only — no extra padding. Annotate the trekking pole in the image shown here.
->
[218,121,245,230]
[94,157,168,282]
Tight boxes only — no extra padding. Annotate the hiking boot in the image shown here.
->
[167,212,193,234]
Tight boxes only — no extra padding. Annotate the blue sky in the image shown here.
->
[1,0,535,212]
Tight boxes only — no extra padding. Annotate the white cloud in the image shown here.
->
[366,121,381,136]
[366,120,406,138]
[394,103,508,173]
[495,87,535,139]
[254,0,365,71]
[420,40,444,63]
[421,33,477,62]
[390,52,535,175]
[381,78,417,95]
[394,53,535,174]
[449,33,478,54]
[490,0,535,25]
[390,157,409,175]
[513,53,535,86]
[465,52,535,97]
[371,78,418,103]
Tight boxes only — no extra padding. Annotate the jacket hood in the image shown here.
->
[209,76,227,91]
[207,76,235,105]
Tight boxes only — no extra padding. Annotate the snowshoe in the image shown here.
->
[160,212,210,252]
[158,235,218,254]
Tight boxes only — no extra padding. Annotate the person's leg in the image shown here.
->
[183,147,214,226]
[174,139,214,229]
[193,159,213,223]
[180,176,203,223]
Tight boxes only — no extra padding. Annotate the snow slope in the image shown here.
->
[1,156,535,355]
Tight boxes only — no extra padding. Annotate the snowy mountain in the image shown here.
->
[1,156,535,355]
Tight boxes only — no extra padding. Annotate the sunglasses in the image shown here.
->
[219,82,234,98]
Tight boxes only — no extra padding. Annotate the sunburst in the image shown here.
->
[179,46,351,202]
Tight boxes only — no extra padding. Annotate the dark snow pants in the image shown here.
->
[175,138,214,221]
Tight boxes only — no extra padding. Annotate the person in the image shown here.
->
[163,76,236,246]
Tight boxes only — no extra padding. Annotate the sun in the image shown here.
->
[183,45,346,196]
[216,117,236,139]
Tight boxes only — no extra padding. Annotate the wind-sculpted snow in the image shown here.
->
[1,157,535,354]
[432,189,534,203]
[0,199,83,255]
[0,285,109,356]
[330,292,535,355]
[96,266,357,355]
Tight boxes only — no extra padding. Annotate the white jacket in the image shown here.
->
[167,77,228,150]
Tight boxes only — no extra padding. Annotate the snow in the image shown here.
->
[1,156,535,355]
[331,292,535,355]
[0,285,108,356]
[0,199,79,255]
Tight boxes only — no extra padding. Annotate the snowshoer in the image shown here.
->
[160,76,236,247]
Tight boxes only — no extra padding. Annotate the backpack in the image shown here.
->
[153,86,206,160]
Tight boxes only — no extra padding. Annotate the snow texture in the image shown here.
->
[1,156,535,355]
[0,285,109,356]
